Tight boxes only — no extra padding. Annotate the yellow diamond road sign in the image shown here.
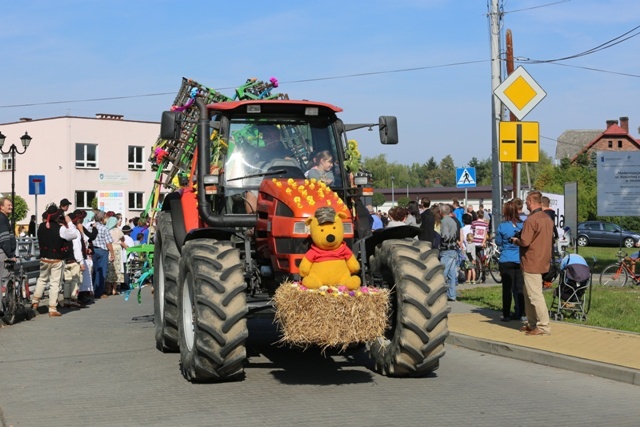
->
[499,121,539,163]
[494,66,546,120]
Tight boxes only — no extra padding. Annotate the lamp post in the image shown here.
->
[391,175,395,207]
[0,131,32,231]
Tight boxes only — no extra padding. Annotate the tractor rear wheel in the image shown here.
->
[153,212,180,352]
[369,239,450,377]
[178,239,248,382]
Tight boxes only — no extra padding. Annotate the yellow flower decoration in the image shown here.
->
[272,178,277,183]
[297,204,303,209]
[301,190,308,197]
[276,181,282,187]
[310,178,317,184]
[306,196,314,203]
[308,183,315,190]
[304,179,309,186]
[293,196,301,203]
[286,188,292,194]
[337,199,344,205]
[287,178,295,185]
[326,200,332,206]
[309,200,315,206]
[297,185,305,192]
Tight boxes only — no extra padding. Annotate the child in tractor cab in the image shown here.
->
[305,150,334,185]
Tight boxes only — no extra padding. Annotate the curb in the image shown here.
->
[447,333,640,386]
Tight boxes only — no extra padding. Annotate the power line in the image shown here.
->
[523,24,640,64]
[0,60,488,110]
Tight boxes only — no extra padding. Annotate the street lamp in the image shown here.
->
[0,131,32,230]
[391,175,395,207]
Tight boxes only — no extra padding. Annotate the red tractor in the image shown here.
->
[154,96,449,382]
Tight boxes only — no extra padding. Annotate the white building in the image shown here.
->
[0,114,161,225]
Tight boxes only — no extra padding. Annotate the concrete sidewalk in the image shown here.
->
[447,281,640,385]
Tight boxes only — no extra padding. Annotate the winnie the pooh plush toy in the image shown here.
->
[299,206,361,290]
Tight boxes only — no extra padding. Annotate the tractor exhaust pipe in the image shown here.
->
[195,98,257,228]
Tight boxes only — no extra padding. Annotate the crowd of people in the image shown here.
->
[368,191,555,337]
[1,196,152,318]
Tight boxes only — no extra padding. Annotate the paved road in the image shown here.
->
[1,288,639,427]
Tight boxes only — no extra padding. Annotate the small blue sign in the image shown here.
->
[28,175,46,195]
[456,167,476,188]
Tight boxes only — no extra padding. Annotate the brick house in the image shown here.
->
[555,116,640,163]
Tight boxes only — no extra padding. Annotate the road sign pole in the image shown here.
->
[464,188,468,207]
[35,194,38,230]
[489,0,503,234]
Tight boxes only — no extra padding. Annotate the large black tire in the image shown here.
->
[178,239,248,382]
[368,239,450,377]
[153,212,180,352]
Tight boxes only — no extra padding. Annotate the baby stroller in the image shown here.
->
[548,254,592,322]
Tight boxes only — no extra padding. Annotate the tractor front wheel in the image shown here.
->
[369,239,450,377]
[178,239,248,382]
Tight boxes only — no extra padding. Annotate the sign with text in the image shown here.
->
[596,151,640,216]
[98,190,126,215]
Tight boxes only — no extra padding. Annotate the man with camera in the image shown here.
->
[511,191,554,336]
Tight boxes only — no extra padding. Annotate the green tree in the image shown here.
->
[11,194,28,225]
[397,196,410,207]
[372,192,386,208]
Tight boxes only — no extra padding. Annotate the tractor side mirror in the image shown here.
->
[379,116,398,145]
[160,111,183,141]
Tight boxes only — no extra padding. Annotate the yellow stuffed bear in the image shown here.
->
[299,206,361,290]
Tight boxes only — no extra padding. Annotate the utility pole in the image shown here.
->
[505,29,521,200]
[489,0,503,233]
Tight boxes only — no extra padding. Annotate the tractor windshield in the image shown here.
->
[223,118,342,191]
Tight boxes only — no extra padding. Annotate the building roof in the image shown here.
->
[555,129,602,160]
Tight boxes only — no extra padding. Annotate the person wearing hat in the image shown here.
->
[60,198,72,213]
[60,211,86,309]
[31,204,79,317]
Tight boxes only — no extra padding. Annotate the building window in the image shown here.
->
[618,140,623,148]
[75,191,96,209]
[129,192,144,210]
[608,141,613,148]
[76,143,98,168]
[128,146,145,170]
[1,154,12,171]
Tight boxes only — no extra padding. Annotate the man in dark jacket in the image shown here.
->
[418,197,435,246]
[0,198,17,285]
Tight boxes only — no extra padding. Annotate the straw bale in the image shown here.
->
[273,282,390,351]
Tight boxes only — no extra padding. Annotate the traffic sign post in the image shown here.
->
[499,121,539,162]
[28,175,46,230]
[456,167,476,206]
[494,66,546,121]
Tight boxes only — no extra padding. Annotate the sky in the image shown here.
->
[1,0,639,168]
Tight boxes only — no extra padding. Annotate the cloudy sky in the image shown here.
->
[1,0,639,167]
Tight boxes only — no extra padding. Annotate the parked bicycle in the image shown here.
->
[599,251,640,287]
[476,240,501,283]
[1,259,34,325]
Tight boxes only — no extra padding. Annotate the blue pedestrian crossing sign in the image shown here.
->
[456,167,476,188]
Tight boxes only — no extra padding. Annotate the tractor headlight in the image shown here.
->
[293,221,310,235]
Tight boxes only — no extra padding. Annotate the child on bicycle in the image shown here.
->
[465,233,477,284]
